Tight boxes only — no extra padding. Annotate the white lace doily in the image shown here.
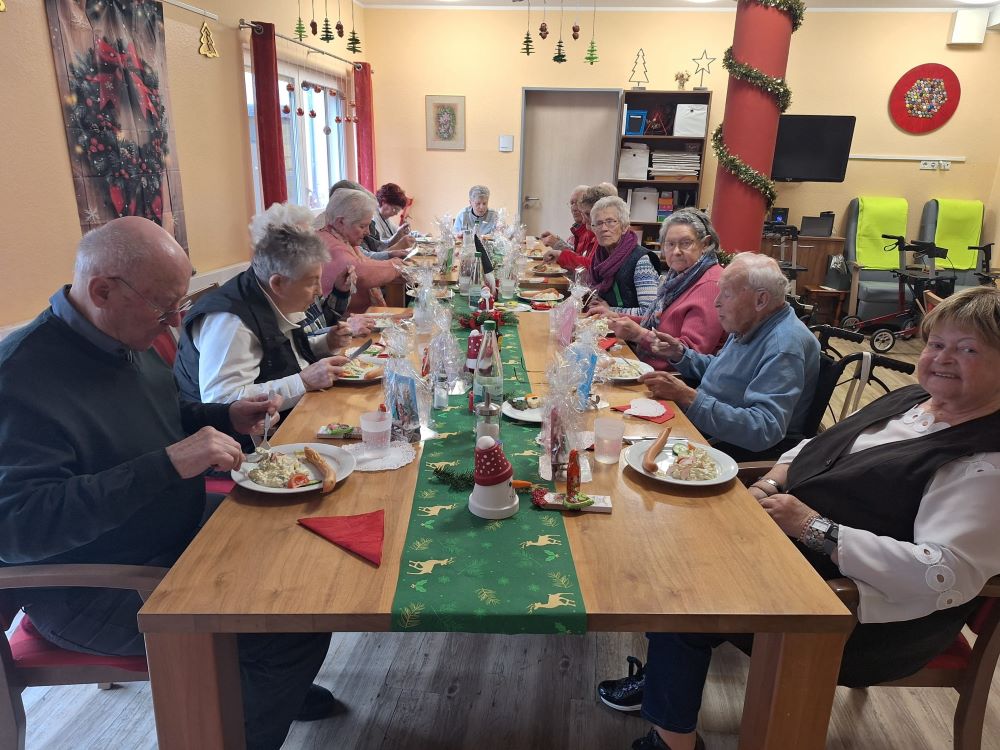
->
[342,441,416,471]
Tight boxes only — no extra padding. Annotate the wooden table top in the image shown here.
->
[139,310,850,635]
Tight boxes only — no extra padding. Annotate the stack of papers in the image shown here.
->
[649,151,700,178]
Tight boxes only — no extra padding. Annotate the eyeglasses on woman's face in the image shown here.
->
[593,218,620,229]
[663,238,698,251]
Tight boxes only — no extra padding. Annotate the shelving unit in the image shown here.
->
[615,89,712,248]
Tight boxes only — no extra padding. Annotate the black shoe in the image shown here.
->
[631,728,706,750]
[598,655,645,712]
[295,684,346,722]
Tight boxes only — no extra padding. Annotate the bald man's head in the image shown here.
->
[74,216,190,285]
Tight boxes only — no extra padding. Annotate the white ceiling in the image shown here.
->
[362,0,999,11]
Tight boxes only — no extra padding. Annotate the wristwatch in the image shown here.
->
[802,515,840,556]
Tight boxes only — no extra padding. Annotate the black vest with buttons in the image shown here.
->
[785,384,1000,580]
[597,246,661,310]
[174,270,318,404]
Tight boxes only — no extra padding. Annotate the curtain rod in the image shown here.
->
[160,0,219,21]
[239,19,364,71]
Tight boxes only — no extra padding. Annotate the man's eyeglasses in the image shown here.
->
[110,276,193,324]
[593,219,620,229]
[664,238,698,251]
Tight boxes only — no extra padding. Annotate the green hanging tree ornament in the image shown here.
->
[553,39,566,63]
[347,29,362,53]
[294,17,307,41]
[584,39,599,65]
[320,0,335,42]
[522,31,535,56]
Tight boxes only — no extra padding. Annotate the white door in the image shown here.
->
[519,89,621,236]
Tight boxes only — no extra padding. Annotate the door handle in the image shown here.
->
[523,196,540,208]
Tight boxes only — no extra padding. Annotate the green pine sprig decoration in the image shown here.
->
[722,47,791,112]
[320,18,334,42]
[347,29,361,53]
[521,31,535,56]
[294,17,307,41]
[584,39,599,65]
[432,465,476,491]
[712,124,777,207]
[553,39,567,63]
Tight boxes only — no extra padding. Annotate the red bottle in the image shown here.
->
[566,449,581,499]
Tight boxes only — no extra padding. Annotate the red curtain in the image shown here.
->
[250,22,287,208]
[354,62,377,192]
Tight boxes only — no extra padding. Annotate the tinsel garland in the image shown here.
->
[712,125,777,208]
[712,0,803,207]
[722,47,791,113]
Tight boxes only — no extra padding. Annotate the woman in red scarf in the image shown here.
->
[542,184,616,272]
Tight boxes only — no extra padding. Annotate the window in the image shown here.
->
[244,57,349,214]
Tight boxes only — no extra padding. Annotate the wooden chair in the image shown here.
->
[737,466,1000,750]
[0,564,167,750]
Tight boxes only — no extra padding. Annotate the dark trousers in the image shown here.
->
[641,599,977,733]
[22,495,332,750]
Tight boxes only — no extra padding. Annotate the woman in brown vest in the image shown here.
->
[600,286,1000,750]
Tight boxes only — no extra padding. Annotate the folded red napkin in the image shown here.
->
[531,302,553,311]
[612,400,676,424]
[298,510,384,566]
[598,337,618,351]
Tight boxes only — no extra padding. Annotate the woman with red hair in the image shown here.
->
[373,182,412,248]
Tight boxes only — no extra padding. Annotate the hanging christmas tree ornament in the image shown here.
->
[198,21,220,58]
[584,0,599,65]
[321,0,335,42]
[0,0,7,10]
[336,0,345,37]
[347,1,362,54]
[552,0,567,63]
[295,0,307,41]
[310,0,319,35]
[522,31,535,56]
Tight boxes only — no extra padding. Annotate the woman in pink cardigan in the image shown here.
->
[609,208,725,370]
[319,187,403,315]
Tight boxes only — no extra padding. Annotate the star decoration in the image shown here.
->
[83,207,101,224]
[691,50,715,76]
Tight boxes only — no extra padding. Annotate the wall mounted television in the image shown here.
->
[771,115,856,183]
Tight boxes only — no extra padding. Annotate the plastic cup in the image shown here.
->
[593,417,625,464]
[500,278,516,299]
[360,411,392,457]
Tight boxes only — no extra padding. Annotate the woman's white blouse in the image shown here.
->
[778,406,1000,624]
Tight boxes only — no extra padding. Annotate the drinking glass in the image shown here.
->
[593,417,625,464]
[360,411,392,457]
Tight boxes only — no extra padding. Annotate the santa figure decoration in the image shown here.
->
[468,435,518,519]
[478,285,494,312]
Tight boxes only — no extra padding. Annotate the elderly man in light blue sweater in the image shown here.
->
[638,252,819,461]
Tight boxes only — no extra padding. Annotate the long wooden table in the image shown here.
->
[138,311,851,749]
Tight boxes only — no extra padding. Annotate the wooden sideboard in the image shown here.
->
[758,235,845,291]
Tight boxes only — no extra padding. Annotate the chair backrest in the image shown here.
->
[148,282,219,367]
[845,196,909,274]
[799,352,840,438]
[919,198,984,272]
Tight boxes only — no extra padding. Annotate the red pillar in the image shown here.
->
[711,2,794,252]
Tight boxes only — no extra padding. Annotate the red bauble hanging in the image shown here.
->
[572,23,580,40]
[323,125,332,135]
[314,85,323,93]
[286,82,295,92]
[296,107,305,116]
[308,109,317,118]
[335,116,343,123]
[301,81,310,90]
[282,104,291,114]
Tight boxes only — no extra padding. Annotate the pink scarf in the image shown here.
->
[589,231,638,295]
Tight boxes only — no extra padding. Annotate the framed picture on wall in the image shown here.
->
[426,95,466,150]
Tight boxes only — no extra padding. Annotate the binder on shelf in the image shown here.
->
[673,104,709,137]
[617,143,650,181]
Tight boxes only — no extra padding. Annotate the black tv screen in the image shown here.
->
[771,115,856,183]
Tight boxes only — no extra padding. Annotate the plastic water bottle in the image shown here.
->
[468,251,483,307]
[473,321,503,407]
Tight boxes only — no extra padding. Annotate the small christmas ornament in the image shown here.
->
[282,104,291,114]
[296,107,305,116]
[308,109,317,118]
[521,31,534,56]
[198,21,220,58]
[314,85,323,93]
[584,39,599,65]
[336,20,345,37]
[478,285,494,312]
[553,39,566,63]
[310,0,319,35]
[294,0,307,43]
[466,329,483,372]
[323,125,332,135]
[286,82,295,92]
[629,48,648,90]
[691,49,716,90]
[539,21,548,39]
[572,23,580,40]
[321,0,335,42]
[0,0,6,10]
[335,116,343,123]
[468,435,518,520]
[347,29,361,53]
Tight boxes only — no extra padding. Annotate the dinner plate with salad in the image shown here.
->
[232,443,356,494]
[623,440,737,487]
[603,356,654,383]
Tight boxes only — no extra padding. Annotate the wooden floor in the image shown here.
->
[21,336,1000,750]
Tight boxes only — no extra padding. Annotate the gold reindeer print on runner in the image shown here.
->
[390,298,585,634]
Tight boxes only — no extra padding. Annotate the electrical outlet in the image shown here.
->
[939,160,951,171]
[920,160,938,170]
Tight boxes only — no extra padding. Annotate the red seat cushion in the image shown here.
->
[205,476,236,495]
[9,616,148,673]
[924,632,972,671]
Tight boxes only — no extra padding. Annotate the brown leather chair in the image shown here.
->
[738,466,1000,750]
[0,564,166,750]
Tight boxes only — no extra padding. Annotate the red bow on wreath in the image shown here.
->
[93,39,158,122]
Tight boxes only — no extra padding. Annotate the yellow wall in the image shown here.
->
[0,0,365,326]
[2,4,999,326]
[364,8,1000,243]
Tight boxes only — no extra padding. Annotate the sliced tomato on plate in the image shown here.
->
[287,473,311,489]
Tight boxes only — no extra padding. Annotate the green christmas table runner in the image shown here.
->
[389,301,586,634]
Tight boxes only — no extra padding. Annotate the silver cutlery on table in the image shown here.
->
[345,337,374,362]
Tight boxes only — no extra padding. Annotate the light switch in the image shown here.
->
[499,135,514,153]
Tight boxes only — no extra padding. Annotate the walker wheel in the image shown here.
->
[870,328,896,353]
[840,315,861,332]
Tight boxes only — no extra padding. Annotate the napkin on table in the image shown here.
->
[298,509,384,566]
[612,399,676,424]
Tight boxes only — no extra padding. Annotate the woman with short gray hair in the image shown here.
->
[174,202,351,415]
[453,184,499,235]
[319,188,404,314]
